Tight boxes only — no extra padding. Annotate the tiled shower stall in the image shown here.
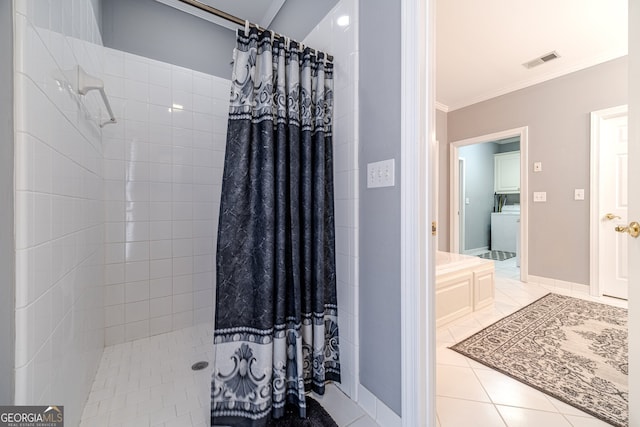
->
[10,0,361,425]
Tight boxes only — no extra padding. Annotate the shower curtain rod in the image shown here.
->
[175,0,333,61]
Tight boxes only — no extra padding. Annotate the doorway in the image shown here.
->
[449,127,529,282]
[402,1,638,425]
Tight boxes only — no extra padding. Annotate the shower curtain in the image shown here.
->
[212,28,340,426]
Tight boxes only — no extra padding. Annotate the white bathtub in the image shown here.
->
[436,251,495,327]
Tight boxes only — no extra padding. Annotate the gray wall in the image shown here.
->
[0,0,14,405]
[447,56,628,284]
[436,109,449,251]
[459,142,499,251]
[102,0,236,79]
[359,1,402,415]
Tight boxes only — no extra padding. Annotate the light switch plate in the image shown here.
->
[533,191,547,202]
[367,159,395,188]
[534,162,542,172]
[574,188,585,200]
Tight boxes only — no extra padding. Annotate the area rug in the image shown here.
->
[450,293,628,427]
[478,250,515,261]
[265,396,338,427]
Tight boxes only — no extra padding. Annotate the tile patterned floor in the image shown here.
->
[82,256,625,427]
[436,257,626,427]
[80,323,377,427]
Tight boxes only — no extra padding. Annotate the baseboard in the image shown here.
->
[357,384,402,427]
[463,246,489,256]
[527,274,590,294]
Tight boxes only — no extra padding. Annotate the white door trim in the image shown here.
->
[449,127,529,281]
[459,157,466,252]
[400,0,432,425]
[628,1,640,421]
[589,105,628,297]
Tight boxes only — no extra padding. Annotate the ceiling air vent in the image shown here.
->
[522,51,560,69]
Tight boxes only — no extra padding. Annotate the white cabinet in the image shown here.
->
[494,151,520,193]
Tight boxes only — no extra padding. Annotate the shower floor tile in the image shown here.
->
[80,323,377,427]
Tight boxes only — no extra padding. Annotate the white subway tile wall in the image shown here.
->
[303,0,360,401]
[13,0,105,425]
[101,48,229,346]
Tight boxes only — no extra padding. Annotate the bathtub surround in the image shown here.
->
[13,1,105,425]
[101,48,227,344]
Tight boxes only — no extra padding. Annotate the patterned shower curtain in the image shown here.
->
[211,28,340,426]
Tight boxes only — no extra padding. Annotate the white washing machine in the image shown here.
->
[491,205,520,253]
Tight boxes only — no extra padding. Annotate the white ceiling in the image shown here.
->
[436,0,628,111]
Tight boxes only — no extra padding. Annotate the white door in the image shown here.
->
[596,107,628,299]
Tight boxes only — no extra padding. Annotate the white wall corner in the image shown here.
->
[435,101,449,112]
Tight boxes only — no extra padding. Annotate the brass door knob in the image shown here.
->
[615,221,640,238]
[604,213,622,220]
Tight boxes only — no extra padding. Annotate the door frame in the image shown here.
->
[628,0,640,421]
[400,0,433,424]
[458,157,466,252]
[449,127,529,281]
[589,104,628,297]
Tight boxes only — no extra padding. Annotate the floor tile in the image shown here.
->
[436,346,470,368]
[474,369,558,412]
[564,414,612,427]
[544,395,595,417]
[437,396,506,427]
[496,405,573,427]
[346,414,380,427]
[436,365,491,402]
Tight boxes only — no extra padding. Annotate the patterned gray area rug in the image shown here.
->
[450,293,628,427]
[478,250,516,261]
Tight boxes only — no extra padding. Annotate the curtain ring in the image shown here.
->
[244,20,250,35]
